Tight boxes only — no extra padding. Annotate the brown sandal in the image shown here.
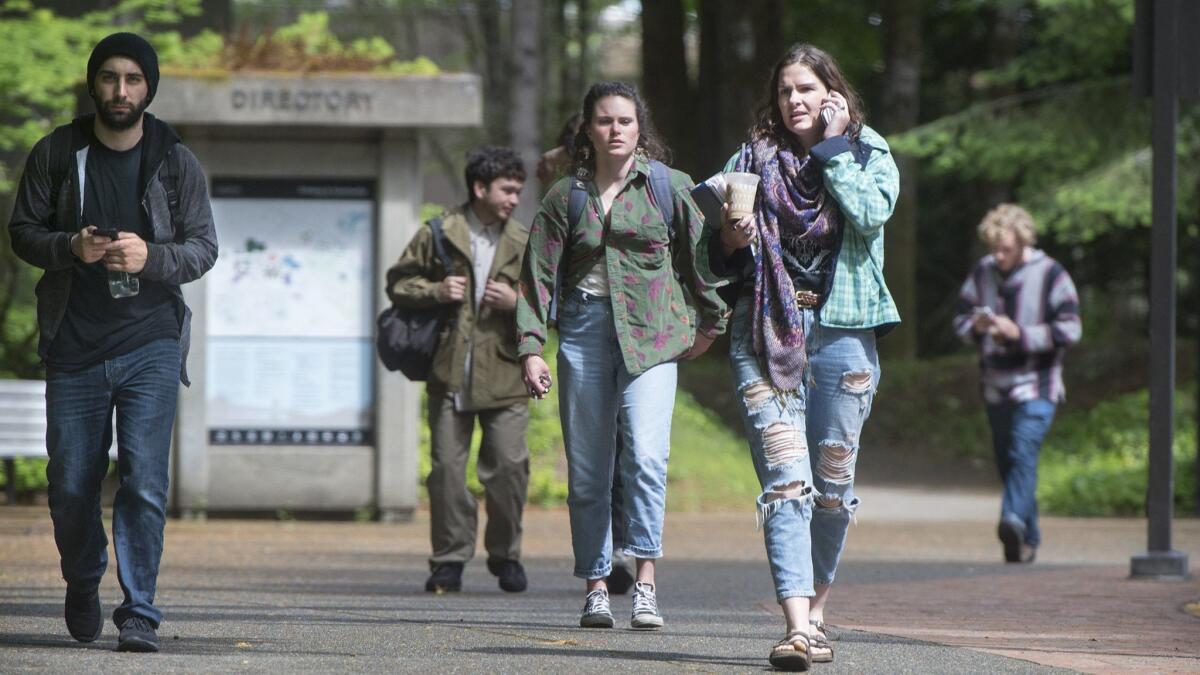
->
[769,630,812,671]
[809,620,834,663]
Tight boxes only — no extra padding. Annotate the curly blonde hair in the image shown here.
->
[977,203,1037,247]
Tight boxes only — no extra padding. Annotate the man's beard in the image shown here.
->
[93,93,149,131]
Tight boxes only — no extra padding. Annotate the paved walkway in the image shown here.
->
[1,487,1198,673]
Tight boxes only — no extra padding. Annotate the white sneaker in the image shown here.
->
[630,582,663,629]
[580,588,614,628]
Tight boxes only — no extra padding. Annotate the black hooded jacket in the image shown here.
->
[8,112,218,384]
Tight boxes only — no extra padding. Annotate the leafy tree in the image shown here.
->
[888,0,1199,352]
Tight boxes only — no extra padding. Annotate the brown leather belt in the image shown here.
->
[794,289,821,308]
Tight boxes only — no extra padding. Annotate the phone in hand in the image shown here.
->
[819,106,834,128]
[92,227,120,240]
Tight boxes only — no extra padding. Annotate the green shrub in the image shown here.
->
[0,457,49,495]
[1038,384,1197,516]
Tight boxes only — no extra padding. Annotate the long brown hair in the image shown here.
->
[571,81,672,178]
[750,43,865,144]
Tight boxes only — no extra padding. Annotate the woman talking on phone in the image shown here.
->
[515,81,727,630]
[708,44,900,670]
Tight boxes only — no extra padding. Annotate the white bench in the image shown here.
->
[0,379,115,503]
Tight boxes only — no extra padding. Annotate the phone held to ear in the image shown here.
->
[819,106,834,128]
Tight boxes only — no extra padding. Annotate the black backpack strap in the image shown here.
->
[162,145,183,239]
[566,177,588,231]
[46,124,75,227]
[163,146,181,210]
[427,216,452,276]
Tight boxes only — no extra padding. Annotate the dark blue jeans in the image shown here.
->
[45,338,180,628]
[985,398,1057,547]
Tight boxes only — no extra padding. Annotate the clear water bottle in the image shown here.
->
[107,271,140,298]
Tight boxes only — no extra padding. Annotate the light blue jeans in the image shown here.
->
[557,289,677,579]
[729,294,879,600]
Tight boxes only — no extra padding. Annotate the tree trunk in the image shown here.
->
[640,0,694,173]
[751,0,785,86]
[577,0,592,96]
[510,0,544,226]
[878,0,923,360]
[477,0,511,144]
[698,0,734,173]
[555,0,575,121]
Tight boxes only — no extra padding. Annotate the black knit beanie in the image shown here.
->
[87,32,160,102]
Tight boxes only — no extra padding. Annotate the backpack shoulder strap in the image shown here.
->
[160,145,184,240]
[163,145,181,213]
[427,216,452,276]
[46,124,74,216]
[566,177,588,231]
[646,160,675,239]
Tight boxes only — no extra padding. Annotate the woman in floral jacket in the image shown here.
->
[516,81,727,630]
[709,44,900,671]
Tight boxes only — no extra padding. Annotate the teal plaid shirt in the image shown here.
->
[721,124,901,331]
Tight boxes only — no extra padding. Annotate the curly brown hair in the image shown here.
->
[978,203,1037,247]
[750,43,865,145]
[570,81,672,178]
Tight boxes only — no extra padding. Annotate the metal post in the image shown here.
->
[1131,0,1188,579]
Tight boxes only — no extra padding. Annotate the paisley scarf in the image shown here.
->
[734,138,843,391]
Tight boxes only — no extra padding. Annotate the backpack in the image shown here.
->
[548,160,676,322]
[45,120,181,234]
[376,217,454,380]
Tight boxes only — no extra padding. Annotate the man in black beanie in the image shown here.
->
[8,32,217,652]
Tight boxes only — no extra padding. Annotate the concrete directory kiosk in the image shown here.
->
[150,73,481,519]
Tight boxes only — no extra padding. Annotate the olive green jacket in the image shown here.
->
[386,206,529,409]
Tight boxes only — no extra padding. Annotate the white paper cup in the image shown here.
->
[725,172,761,221]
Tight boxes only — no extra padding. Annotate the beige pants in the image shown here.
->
[426,391,530,566]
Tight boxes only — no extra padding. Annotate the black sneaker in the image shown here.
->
[64,589,102,643]
[425,562,464,593]
[579,588,614,628]
[998,518,1026,563]
[487,559,528,593]
[116,616,159,652]
[606,552,636,595]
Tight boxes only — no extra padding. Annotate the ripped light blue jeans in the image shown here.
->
[557,289,677,579]
[729,293,879,600]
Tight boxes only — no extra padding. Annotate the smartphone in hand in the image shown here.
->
[819,107,834,128]
[92,227,120,240]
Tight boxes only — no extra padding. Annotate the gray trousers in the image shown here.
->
[427,391,530,566]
